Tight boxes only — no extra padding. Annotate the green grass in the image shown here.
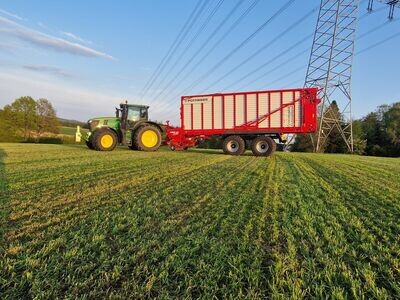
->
[59,126,88,136]
[0,143,399,299]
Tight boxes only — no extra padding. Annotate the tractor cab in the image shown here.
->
[116,103,149,127]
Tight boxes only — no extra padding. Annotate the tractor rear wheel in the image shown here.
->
[92,129,118,151]
[133,125,162,151]
[223,135,245,155]
[251,136,276,157]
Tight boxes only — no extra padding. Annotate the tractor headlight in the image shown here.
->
[88,120,100,130]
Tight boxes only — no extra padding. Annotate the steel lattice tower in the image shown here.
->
[368,0,400,19]
[305,0,360,152]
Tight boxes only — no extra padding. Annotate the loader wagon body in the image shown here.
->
[166,87,320,156]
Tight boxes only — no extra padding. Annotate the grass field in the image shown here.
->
[60,126,88,136]
[0,143,399,299]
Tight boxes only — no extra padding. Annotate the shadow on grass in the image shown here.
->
[0,147,10,259]
[188,148,255,156]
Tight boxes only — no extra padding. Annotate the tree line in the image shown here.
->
[0,97,59,142]
[292,101,400,157]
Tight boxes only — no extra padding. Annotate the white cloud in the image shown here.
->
[23,64,73,78]
[37,22,48,29]
[0,71,179,123]
[0,16,115,60]
[0,42,16,54]
[60,31,92,45]
[0,8,25,21]
[0,72,120,120]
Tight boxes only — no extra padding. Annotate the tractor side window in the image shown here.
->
[127,107,141,122]
[140,108,148,119]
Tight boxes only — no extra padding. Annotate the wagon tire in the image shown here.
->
[251,136,276,157]
[223,135,245,155]
[92,129,118,151]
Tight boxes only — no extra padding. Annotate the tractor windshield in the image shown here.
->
[127,107,141,122]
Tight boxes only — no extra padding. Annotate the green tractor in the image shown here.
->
[83,103,163,151]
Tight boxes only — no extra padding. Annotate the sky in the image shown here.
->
[0,0,399,125]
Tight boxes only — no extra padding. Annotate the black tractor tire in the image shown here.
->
[129,143,138,150]
[85,135,95,150]
[85,140,94,150]
[92,129,118,151]
[251,136,276,157]
[133,125,162,151]
[222,135,245,155]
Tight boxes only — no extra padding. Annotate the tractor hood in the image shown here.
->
[88,117,120,131]
[89,116,120,122]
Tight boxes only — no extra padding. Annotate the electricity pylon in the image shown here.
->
[305,0,360,153]
[368,0,400,19]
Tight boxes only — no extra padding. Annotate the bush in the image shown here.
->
[22,137,63,144]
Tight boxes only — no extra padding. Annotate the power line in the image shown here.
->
[154,0,262,113]
[149,0,233,98]
[357,30,400,54]
[270,28,400,92]
[140,0,210,101]
[139,0,204,100]
[235,7,394,94]
[171,0,261,88]
[162,1,399,123]
[233,46,311,91]
[277,29,400,90]
[358,17,399,39]
[180,0,298,94]
[199,7,318,93]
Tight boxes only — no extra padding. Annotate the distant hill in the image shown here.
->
[58,118,87,128]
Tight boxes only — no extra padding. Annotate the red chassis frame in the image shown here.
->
[166,88,320,150]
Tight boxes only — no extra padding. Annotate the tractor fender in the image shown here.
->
[132,121,163,133]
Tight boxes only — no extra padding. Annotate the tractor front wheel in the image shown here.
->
[133,125,162,151]
[92,129,118,151]
[85,140,95,150]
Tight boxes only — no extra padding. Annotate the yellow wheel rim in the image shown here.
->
[141,130,158,148]
[100,134,114,148]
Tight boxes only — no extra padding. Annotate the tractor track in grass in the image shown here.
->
[5,154,233,243]
[7,153,228,222]
[1,144,399,299]
[302,156,400,241]
[103,157,263,298]
[6,157,260,298]
[268,154,398,298]
[291,155,400,298]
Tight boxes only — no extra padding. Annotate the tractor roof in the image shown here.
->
[120,103,149,109]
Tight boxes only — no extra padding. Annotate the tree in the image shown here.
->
[352,119,366,155]
[5,97,37,140]
[382,102,400,156]
[291,134,315,152]
[323,101,349,153]
[0,108,20,142]
[36,99,59,137]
